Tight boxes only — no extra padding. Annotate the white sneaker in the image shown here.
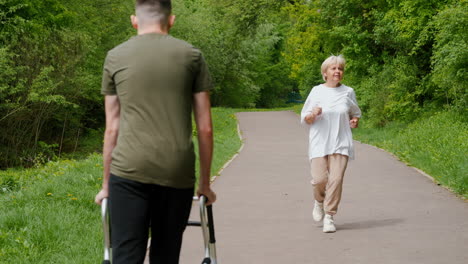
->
[312,201,324,222]
[323,214,336,233]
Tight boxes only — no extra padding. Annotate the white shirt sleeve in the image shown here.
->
[300,87,316,125]
[348,89,361,118]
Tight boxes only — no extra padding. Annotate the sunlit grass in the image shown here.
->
[0,107,242,263]
[0,156,103,263]
[197,107,242,179]
[353,111,467,198]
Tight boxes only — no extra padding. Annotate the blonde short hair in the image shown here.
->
[321,55,346,81]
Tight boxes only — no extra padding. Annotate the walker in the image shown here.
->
[101,195,218,264]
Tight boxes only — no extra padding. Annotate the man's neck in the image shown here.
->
[137,25,169,35]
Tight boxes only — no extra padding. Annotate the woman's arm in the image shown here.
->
[349,89,361,128]
[301,87,321,125]
[304,107,322,124]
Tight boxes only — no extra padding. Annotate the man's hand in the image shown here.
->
[350,117,359,128]
[197,185,216,206]
[95,189,109,205]
[96,95,119,206]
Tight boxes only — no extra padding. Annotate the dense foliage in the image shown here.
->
[283,0,467,126]
[0,0,134,168]
[0,0,466,168]
[171,0,294,107]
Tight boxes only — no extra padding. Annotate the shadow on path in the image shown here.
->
[338,218,404,230]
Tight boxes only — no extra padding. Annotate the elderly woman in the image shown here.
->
[301,55,361,233]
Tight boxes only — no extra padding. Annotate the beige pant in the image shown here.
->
[310,154,349,215]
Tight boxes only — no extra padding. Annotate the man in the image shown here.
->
[94,0,216,263]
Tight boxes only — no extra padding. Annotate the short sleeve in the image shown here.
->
[101,53,117,95]
[193,52,213,93]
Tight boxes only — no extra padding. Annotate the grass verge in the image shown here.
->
[353,111,467,199]
[0,107,242,263]
[291,104,467,198]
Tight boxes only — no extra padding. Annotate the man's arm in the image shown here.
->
[95,95,120,205]
[193,91,216,205]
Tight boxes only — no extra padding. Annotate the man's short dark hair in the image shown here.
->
[136,0,172,27]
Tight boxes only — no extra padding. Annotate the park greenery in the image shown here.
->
[0,107,241,262]
[0,0,467,259]
[0,0,466,169]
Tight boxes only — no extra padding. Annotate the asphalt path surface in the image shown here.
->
[177,111,467,264]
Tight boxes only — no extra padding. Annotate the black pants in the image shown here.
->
[109,174,194,264]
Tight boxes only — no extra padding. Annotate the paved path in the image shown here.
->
[179,111,468,264]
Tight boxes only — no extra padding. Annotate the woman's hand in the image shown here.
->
[305,106,322,124]
[312,106,322,116]
[350,117,359,128]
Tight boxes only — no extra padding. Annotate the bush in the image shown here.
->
[0,0,134,168]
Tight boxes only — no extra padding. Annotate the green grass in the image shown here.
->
[2,105,466,262]
[353,111,467,198]
[0,107,242,263]
[195,107,243,179]
[0,156,104,263]
[291,104,467,198]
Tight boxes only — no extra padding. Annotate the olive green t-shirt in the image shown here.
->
[101,33,213,188]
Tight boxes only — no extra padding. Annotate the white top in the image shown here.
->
[301,84,361,160]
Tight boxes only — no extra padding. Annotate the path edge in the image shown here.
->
[356,140,467,201]
[210,116,244,183]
